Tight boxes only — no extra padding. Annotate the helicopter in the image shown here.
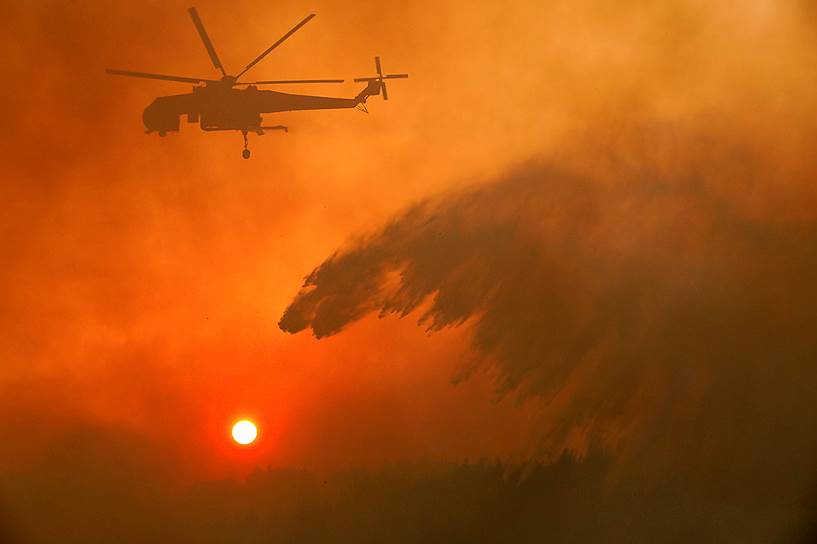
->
[106,7,408,159]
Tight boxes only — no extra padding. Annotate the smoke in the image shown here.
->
[4,0,817,541]
[280,123,817,539]
[0,441,677,544]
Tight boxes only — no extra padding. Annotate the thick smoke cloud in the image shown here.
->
[281,125,817,539]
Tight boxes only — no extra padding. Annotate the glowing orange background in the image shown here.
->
[2,0,816,484]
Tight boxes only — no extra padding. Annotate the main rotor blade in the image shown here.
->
[235,14,315,80]
[353,74,409,82]
[105,69,214,84]
[375,56,383,78]
[188,7,227,77]
[242,78,345,84]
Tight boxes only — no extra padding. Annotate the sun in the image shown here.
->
[231,419,258,445]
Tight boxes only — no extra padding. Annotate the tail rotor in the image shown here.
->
[354,56,408,100]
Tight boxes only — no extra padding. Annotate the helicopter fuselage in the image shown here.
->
[142,83,367,135]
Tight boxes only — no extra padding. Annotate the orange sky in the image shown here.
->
[2,0,817,482]
[2,0,560,479]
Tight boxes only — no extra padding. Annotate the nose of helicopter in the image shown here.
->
[142,97,182,135]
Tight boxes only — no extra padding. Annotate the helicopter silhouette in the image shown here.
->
[106,7,408,159]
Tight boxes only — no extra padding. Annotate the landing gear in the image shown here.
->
[241,130,251,159]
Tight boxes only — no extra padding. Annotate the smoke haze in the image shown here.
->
[3,0,817,541]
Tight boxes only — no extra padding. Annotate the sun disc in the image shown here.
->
[231,419,258,445]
